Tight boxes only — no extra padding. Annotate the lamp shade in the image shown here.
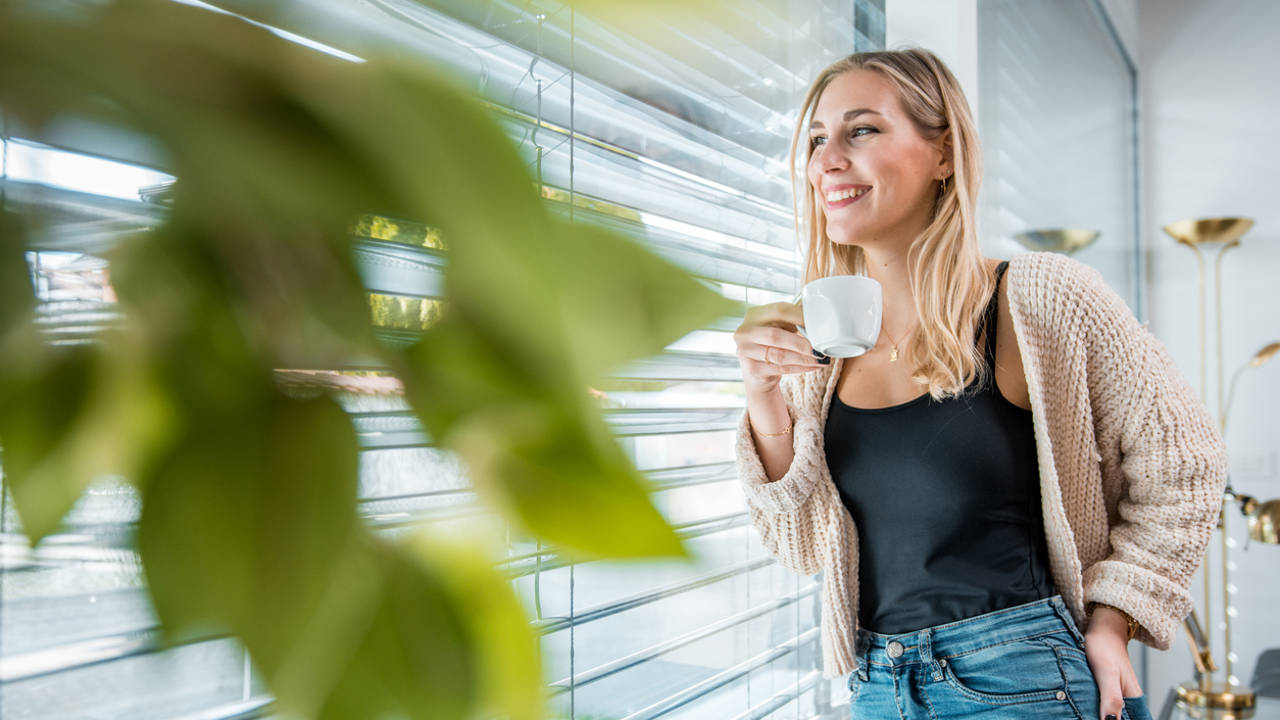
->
[1162,217,1254,246]
[1011,228,1099,255]
[1249,342,1280,368]
[1248,499,1280,545]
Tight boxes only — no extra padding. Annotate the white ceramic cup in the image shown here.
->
[799,275,882,358]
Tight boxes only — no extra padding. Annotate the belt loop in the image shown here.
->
[919,629,943,682]
[1050,595,1087,649]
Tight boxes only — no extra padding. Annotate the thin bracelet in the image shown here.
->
[756,417,792,437]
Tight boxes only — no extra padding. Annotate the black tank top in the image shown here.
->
[823,260,1056,634]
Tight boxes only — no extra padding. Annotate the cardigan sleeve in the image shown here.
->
[734,371,829,576]
[1071,260,1229,650]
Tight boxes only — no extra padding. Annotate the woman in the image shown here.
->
[732,48,1228,720]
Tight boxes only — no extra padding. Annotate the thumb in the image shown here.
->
[1095,667,1123,720]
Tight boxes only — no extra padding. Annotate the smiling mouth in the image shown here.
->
[825,187,871,209]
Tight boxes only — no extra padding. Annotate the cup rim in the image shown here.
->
[804,273,880,288]
[802,275,881,298]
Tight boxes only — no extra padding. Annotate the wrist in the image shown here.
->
[744,379,782,398]
[1088,602,1138,642]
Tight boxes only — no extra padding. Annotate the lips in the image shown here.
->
[824,186,871,210]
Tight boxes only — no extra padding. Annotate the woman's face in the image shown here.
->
[805,69,950,249]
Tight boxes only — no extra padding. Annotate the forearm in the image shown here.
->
[1069,255,1229,648]
[746,384,795,483]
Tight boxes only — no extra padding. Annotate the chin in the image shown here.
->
[823,225,870,246]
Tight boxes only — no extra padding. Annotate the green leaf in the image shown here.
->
[475,218,742,388]
[136,360,495,720]
[451,403,689,562]
[0,345,97,543]
[0,340,174,543]
[137,392,360,656]
[405,524,546,720]
[260,534,485,720]
[402,312,688,562]
[0,209,35,342]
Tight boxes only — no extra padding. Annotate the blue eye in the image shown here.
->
[809,126,877,148]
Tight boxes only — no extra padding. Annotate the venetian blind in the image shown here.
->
[0,1,885,718]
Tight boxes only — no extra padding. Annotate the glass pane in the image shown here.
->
[977,0,1139,306]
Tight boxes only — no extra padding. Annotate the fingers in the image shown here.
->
[1085,625,1143,720]
[1095,668,1123,720]
[1093,659,1143,720]
[752,356,825,376]
[781,298,805,326]
[746,300,806,331]
[765,360,826,374]
[760,326,819,360]
[736,322,823,364]
[759,344,824,369]
[735,301,826,386]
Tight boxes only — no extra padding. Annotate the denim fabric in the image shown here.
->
[846,594,1155,720]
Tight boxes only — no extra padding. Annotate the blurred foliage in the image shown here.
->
[353,213,446,251]
[0,0,736,718]
[369,293,446,332]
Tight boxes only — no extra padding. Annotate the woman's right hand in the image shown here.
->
[733,301,829,394]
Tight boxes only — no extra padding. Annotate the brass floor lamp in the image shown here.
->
[1163,217,1280,715]
[1011,228,1100,255]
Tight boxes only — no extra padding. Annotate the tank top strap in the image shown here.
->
[981,260,1010,367]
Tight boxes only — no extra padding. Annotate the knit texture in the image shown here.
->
[734,251,1229,680]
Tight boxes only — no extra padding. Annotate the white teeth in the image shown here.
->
[825,187,869,202]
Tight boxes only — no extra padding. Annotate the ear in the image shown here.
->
[935,128,953,178]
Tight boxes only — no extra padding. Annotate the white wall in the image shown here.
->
[885,0,980,124]
[1140,0,1280,703]
[1100,0,1139,61]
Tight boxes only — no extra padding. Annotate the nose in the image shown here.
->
[812,140,849,175]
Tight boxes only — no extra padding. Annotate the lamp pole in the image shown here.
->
[1163,217,1256,711]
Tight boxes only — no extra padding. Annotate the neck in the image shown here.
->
[861,246,917,340]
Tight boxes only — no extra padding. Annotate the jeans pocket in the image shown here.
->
[1122,694,1153,720]
[847,670,860,701]
[940,637,1069,706]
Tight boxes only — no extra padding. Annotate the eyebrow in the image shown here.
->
[810,108,883,130]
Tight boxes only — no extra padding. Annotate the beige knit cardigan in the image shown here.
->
[734,251,1229,680]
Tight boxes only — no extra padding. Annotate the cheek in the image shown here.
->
[805,172,823,202]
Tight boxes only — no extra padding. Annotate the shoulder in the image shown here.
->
[1007,251,1105,296]
[1006,251,1115,320]
[1007,252,1147,355]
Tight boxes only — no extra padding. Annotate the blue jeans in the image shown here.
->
[847,594,1154,720]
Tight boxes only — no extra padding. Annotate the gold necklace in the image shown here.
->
[882,322,914,362]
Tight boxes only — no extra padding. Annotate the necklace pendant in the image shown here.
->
[889,347,899,362]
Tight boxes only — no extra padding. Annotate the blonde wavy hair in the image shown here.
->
[790,47,993,401]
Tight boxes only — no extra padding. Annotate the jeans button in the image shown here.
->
[886,640,904,658]
[1056,690,1067,701]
